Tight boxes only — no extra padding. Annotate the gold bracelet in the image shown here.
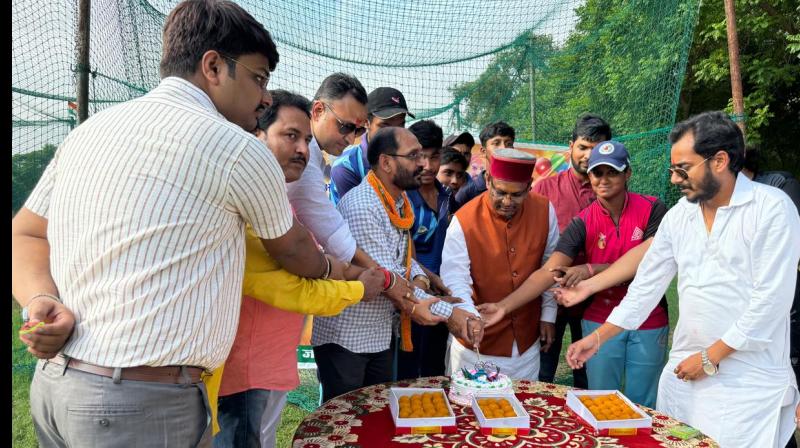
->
[321,256,332,280]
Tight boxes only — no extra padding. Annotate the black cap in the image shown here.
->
[367,87,415,119]
[443,131,475,149]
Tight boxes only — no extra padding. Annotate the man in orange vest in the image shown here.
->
[441,148,559,379]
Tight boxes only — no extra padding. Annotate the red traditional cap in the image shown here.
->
[489,148,536,182]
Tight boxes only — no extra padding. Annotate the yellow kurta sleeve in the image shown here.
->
[203,365,224,435]
[242,228,365,316]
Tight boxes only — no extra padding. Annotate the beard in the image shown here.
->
[394,165,423,190]
[571,153,588,175]
[684,166,721,204]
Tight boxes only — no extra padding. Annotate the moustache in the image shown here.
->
[290,156,307,167]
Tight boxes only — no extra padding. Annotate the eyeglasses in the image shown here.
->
[386,151,422,161]
[219,53,270,93]
[322,103,367,137]
[668,155,714,181]
[488,181,528,201]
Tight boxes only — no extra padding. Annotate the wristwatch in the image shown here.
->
[701,349,718,376]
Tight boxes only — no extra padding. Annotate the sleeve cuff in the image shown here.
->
[431,300,453,319]
[721,325,768,352]
[606,306,637,330]
[541,306,557,323]
[325,225,357,262]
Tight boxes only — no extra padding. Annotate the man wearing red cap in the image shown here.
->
[441,149,559,379]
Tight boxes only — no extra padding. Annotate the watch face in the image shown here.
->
[703,363,716,375]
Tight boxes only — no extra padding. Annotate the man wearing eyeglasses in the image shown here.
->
[563,111,800,447]
[329,87,414,204]
[313,127,481,402]
[441,148,559,380]
[14,2,336,446]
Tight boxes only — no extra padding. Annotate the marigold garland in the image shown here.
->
[366,170,416,352]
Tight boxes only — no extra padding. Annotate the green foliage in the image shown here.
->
[679,0,800,174]
[451,0,700,201]
[12,144,57,215]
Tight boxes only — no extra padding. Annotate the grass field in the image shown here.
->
[10,282,688,447]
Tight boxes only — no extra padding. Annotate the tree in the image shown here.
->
[12,144,57,215]
[451,0,700,201]
[678,0,800,174]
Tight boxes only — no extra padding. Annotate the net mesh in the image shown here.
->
[12,0,701,413]
[12,0,700,213]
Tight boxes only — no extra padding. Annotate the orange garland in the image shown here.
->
[366,170,416,352]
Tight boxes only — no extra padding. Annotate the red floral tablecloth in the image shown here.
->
[292,376,718,448]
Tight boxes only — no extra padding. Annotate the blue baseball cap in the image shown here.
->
[587,140,630,172]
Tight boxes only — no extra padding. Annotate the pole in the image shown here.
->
[76,0,90,124]
[528,41,536,142]
[723,0,745,134]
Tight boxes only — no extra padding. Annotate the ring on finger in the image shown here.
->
[411,305,416,315]
[404,292,411,299]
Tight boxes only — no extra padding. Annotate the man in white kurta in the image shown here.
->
[567,111,800,447]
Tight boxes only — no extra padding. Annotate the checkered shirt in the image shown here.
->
[311,178,454,353]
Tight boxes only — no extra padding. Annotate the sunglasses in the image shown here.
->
[323,103,367,137]
[668,155,714,181]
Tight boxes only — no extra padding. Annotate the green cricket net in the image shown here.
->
[12,0,700,410]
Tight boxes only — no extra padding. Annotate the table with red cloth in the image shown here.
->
[292,376,719,448]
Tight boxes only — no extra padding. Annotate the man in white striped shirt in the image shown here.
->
[11,1,340,446]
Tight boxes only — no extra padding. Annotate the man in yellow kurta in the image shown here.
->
[204,91,387,445]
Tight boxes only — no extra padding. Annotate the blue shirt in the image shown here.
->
[329,137,370,205]
[407,180,451,275]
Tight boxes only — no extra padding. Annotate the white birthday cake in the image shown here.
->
[448,367,513,406]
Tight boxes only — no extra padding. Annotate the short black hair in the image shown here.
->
[367,127,401,166]
[669,111,745,173]
[257,90,311,131]
[479,121,515,146]
[160,0,279,79]
[408,120,443,150]
[572,113,611,142]
[441,147,469,171]
[313,73,368,105]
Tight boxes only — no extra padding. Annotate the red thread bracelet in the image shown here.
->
[586,263,595,276]
[380,268,392,290]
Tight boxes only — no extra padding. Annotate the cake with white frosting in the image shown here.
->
[448,366,513,406]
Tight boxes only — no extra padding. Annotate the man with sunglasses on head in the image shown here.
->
[562,111,800,447]
[329,87,414,204]
[441,149,560,380]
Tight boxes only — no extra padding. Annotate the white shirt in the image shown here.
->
[286,138,357,261]
[24,77,293,370]
[607,174,800,447]
[441,203,560,324]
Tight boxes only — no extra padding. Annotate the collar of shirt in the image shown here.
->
[159,77,221,118]
[568,167,592,187]
[596,191,631,217]
[407,180,449,216]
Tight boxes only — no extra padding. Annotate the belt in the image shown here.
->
[49,354,206,384]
